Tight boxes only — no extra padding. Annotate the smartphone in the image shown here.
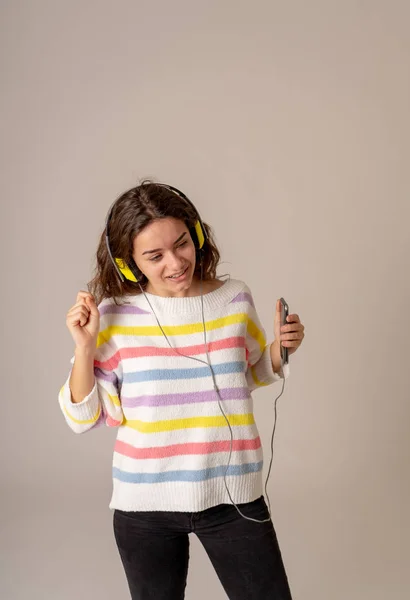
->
[279,297,289,364]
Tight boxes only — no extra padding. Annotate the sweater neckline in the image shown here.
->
[122,278,245,315]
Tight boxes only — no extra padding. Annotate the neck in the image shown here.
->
[145,277,221,299]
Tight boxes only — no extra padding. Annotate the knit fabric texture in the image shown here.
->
[58,279,289,512]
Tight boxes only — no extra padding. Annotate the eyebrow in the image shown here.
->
[142,232,187,255]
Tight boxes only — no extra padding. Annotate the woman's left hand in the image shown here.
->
[274,299,305,357]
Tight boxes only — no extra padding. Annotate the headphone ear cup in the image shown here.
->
[114,257,143,283]
[128,256,144,282]
[189,227,199,250]
[190,220,206,250]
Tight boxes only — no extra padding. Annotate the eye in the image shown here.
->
[178,241,188,248]
[150,254,162,262]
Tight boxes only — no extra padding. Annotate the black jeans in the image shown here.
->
[113,495,293,599]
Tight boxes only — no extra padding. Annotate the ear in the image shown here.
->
[128,256,145,282]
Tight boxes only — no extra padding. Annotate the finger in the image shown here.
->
[68,300,91,313]
[67,307,90,324]
[82,295,98,313]
[286,313,300,323]
[67,306,89,321]
[85,295,99,313]
[281,323,304,333]
[72,312,89,327]
[281,332,303,341]
[67,313,88,327]
[76,291,95,303]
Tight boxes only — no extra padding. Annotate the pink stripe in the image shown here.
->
[96,336,245,370]
[106,415,123,427]
[114,436,261,459]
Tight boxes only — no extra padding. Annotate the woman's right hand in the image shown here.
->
[66,291,100,351]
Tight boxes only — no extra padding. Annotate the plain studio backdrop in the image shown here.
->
[1,1,409,598]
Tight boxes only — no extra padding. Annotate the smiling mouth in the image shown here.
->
[166,267,189,279]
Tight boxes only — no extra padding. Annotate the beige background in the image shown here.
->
[1,1,409,598]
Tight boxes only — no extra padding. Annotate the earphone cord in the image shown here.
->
[138,260,285,524]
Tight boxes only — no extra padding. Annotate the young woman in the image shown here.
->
[59,180,305,599]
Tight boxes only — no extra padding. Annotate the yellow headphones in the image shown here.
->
[105,184,207,284]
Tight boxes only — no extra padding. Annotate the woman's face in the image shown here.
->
[132,217,197,297]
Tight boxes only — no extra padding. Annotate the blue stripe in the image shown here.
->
[113,460,262,484]
[123,361,245,384]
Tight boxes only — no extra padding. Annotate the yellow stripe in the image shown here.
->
[109,392,121,407]
[63,402,102,425]
[124,413,255,433]
[250,365,268,387]
[97,312,249,348]
[60,383,120,409]
[247,319,266,353]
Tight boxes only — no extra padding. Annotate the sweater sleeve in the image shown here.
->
[243,285,290,392]
[58,327,124,435]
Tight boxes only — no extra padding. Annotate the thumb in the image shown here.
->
[86,296,99,318]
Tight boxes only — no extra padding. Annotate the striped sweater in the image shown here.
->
[58,278,290,512]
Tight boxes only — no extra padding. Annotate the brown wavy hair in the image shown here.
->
[87,179,221,306]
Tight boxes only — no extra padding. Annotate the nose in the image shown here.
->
[167,251,184,272]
